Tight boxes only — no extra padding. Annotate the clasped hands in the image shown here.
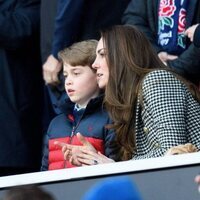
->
[54,132,114,166]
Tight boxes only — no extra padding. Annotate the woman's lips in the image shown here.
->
[97,73,103,78]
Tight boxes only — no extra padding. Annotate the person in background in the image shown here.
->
[195,175,200,193]
[185,23,200,89]
[42,0,130,115]
[40,0,64,139]
[41,40,114,170]
[122,0,200,84]
[3,185,55,200]
[185,24,200,48]
[40,0,58,65]
[82,177,142,200]
[57,25,200,166]
[0,0,43,176]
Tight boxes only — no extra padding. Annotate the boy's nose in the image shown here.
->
[65,78,72,85]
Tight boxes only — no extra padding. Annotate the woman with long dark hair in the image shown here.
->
[56,25,200,165]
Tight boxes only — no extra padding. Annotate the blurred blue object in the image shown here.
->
[82,177,142,200]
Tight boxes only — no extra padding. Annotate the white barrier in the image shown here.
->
[0,152,199,200]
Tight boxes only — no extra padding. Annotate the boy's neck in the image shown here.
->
[75,103,86,111]
[75,91,100,109]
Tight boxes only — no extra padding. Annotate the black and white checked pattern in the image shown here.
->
[133,70,200,159]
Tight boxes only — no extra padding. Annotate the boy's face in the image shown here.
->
[63,63,100,107]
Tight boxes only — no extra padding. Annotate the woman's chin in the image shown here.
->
[97,78,108,89]
[98,82,106,89]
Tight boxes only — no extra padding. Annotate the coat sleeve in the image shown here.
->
[104,128,116,160]
[0,0,40,50]
[167,44,200,80]
[122,0,162,53]
[41,120,53,171]
[51,0,84,58]
[193,24,200,48]
[40,132,50,171]
[103,116,116,160]
[133,70,189,159]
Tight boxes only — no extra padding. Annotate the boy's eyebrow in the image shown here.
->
[63,66,83,73]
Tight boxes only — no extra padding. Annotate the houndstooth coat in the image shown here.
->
[133,70,200,159]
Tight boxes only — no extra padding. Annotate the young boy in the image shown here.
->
[41,40,114,170]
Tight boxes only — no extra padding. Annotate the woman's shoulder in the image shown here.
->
[145,69,175,79]
[143,69,180,85]
[141,69,188,97]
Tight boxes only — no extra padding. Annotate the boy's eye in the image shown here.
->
[73,71,81,76]
[63,74,68,79]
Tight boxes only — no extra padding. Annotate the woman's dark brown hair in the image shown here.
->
[101,25,200,161]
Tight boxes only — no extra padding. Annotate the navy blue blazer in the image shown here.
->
[0,0,43,170]
[40,0,58,63]
[52,0,130,58]
[194,24,200,48]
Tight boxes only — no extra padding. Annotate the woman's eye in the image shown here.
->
[99,50,106,57]
[100,52,105,57]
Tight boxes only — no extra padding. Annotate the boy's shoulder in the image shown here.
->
[48,113,68,129]
[47,113,73,138]
[86,93,104,109]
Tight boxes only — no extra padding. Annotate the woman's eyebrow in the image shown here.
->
[97,48,106,54]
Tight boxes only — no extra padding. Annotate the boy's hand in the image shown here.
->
[54,132,97,166]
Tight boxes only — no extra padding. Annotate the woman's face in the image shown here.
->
[92,38,109,89]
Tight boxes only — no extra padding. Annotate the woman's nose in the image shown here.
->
[92,58,99,69]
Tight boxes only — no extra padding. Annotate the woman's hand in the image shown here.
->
[70,149,115,166]
[54,132,114,166]
[54,132,97,166]
[165,143,198,156]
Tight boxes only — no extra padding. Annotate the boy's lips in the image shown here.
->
[67,89,75,95]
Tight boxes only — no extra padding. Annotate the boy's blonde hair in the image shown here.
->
[58,40,98,69]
